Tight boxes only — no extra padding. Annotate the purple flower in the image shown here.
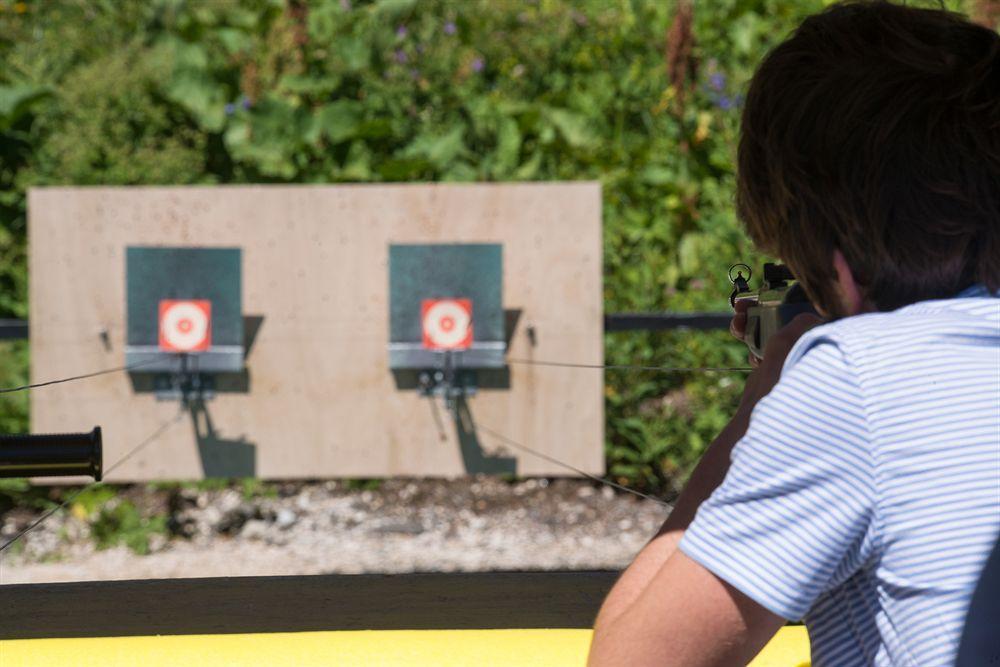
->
[240,96,252,110]
[444,21,456,35]
[224,103,236,116]
[396,25,407,38]
[394,49,408,64]
[471,57,484,72]
[716,95,734,110]
[709,72,726,92]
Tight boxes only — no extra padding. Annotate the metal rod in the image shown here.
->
[0,319,29,341]
[1,315,732,341]
[604,312,732,332]
[0,427,103,480]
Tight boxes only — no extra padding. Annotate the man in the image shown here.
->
[589,2,1000,665]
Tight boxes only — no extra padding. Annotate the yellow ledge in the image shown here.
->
[0,626,809,666]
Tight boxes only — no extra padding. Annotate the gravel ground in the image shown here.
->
[0,478,671,584]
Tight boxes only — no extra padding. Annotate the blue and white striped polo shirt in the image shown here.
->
[680,284,1000,666]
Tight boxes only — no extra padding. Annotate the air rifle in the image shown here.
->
[729,263,819,360]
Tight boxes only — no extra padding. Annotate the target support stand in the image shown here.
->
[152,354,216,405]
[416,351,480,416]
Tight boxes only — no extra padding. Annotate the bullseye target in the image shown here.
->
[422,298,473,350]
[159,300,211,352]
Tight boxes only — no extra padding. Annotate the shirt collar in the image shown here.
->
[956,283,994,298]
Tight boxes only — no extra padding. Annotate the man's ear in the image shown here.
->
[832,249,867,316]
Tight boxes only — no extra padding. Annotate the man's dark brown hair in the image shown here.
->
[736,0,1000,316]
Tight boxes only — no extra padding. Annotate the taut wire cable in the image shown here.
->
[506,358,752,373]
[0,356,751,396]
[475,422,671,508]
[0,409,185,556]
[0,358,160,394]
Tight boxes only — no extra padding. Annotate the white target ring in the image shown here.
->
[159,300,211,352]
[422,299,472,350]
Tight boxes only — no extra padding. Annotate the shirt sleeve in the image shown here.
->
[679,330,877,621]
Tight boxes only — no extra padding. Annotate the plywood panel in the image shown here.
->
[28,184,603,480]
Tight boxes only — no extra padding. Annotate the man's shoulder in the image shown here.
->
[784,291,999,374]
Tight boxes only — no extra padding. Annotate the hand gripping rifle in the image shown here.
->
[729,263,819,360]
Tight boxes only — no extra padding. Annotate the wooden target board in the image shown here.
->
[27,183,603,481]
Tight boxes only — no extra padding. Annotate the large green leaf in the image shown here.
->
[165,70,227,132]
[280,73,342,97]
[514,151,543,180]
[336,37,370,72]
[340,141,373,180]
[378,157,431,181]
[0,85,51,131]
[547,108,596,148]
[315,100,363,144]
[399,126,467,170]
[493,116,521,176]
[223,96,303,177]
[376,0,418,15]
[170,39,210,70]
[215,27,252,55]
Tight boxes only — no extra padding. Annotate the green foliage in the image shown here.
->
[344,478,383,491]
[0,481,168,556]
[70,486,118,518]
[188,478,232,492]
[0,341,27,432]
[0,476,54,515]
[88,496,168,555]
[0,0,987,493]
[240,477,278,500]
[28,48,209,187]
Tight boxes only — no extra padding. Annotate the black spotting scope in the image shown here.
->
[0,427,103,480]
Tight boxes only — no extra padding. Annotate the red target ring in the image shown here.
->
[159,300,212,352]
[422,299,472,350]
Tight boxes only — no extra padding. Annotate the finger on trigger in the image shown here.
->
[730,312,747,339]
